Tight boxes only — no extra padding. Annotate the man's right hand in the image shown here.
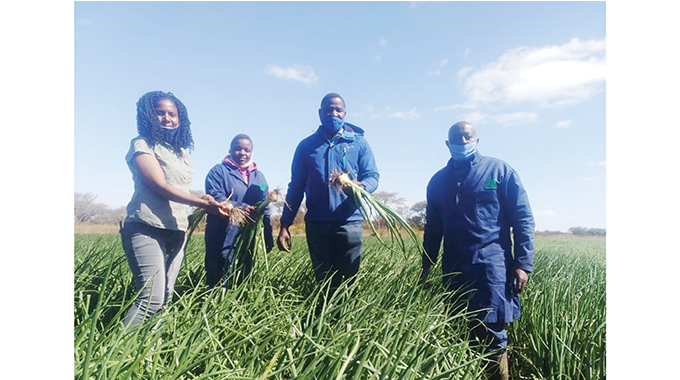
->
[277,225,292,252]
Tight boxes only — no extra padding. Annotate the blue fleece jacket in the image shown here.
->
[281,123,379,223]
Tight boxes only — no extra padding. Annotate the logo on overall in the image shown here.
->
[483,178,499,190]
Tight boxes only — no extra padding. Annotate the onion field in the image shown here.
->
[74,234,605,379]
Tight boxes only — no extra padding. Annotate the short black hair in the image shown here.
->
[136,91,194,155]
[230,133,252,149]
[320,92,345,108]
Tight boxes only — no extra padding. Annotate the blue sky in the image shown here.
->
[6,2,680,378]
[74,1,606,232]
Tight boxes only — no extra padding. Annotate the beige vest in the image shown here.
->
[124,137,193,231]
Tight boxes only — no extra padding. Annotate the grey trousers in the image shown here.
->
[121,222,186,327]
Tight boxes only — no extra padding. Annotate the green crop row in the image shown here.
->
[74,235,605,379]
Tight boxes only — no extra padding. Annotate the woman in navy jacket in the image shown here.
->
[204,134,273,287]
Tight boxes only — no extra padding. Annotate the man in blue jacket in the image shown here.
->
[277,93,379,292]
[421,121,534,380]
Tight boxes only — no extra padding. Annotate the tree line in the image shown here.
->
[74,192,126,225]
[74,191,425,226]
[567,226,606,236]
[74,192,603,236]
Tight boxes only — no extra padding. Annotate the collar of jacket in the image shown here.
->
[222,156,258,172]
[315,122,365,142]
[447,150,482,169]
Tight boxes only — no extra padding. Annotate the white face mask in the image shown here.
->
[448,142,477,160]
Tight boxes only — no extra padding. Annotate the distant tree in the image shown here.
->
[292,202,308,225]
[373,191,409,215]
[371,191,408,233]
[373,191,407,210]
[535,230,566,236]
[98,206,127,224]
[269,195,306,233]
[408,200,427,230]
[568,226,606,236]
[587,228,606,236]
[74,192,105,224]
[568,226,587,235]
[75,192,127,225]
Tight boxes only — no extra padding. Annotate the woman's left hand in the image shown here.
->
[203,194,231,217]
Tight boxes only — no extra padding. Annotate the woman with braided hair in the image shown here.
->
[120,91,230,327]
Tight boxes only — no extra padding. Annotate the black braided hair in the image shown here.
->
[136,91,194,155]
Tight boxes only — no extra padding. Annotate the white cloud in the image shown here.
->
[354,106,421,121]
[379,37,387,47]
[460,111,488,125]
[428,58,449,76]
[458,111,537,127]
[409,2,425,9]
[537,210,556,216]
[434,105,458,112]
[598,161,606,166]
[352,105,380,120]
[494,112,538,127]
[265,65,318,85]
[458,38,606,107]
[457,66,473,79]
[388,108,421,120]
[555,120,572,128]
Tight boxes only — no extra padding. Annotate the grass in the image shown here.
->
[510,237,606,379]
[74,234,605,379]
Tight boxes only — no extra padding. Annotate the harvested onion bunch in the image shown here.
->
[330,171,427,260]
[186,190,240,244]
[228,189,279,272]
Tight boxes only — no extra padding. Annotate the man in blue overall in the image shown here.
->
[421,121,535,380]
[277,93,380,293]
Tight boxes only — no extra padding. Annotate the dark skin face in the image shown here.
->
[446,121,478,147]
[155,99,180,129]
[229,138,253,168]
[318,97,346,120]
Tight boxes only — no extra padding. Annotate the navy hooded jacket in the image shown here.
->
[204,161,273,259]
[281,123,379,223]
